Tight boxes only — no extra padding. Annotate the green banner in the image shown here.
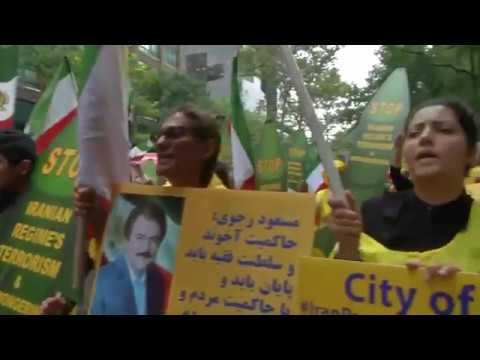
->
[304,143,320,178]
[0,108,78,314]
[343,68,410,204]
[255,122,287,191]
[287,131,308,191]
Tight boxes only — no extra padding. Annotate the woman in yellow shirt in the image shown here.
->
[328,98,479,279]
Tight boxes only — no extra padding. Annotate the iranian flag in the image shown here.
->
[77,45,130,199]
[74,45,130,292]
[0,45,19,129]
[306,163,325,192]
[24,57,78,154]
[304,144,325,193]
[230,56,255,190]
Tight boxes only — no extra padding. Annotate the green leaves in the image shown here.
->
[128,53,213,122]
[368,45,480,114]
[19,45,83,89]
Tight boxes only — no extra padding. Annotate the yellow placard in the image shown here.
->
[295,257,480,315]
[167,189,316,315]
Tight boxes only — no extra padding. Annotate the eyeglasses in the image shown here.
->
[154,125,214,142]
[154,126,193,141]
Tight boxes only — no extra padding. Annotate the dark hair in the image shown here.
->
[124,202,167,244]
[0,130,37,171]
[168,105,221,187]
[214,161,232,188]
[404,98,479,151]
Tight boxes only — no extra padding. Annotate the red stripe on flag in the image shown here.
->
[0,117,14,130]
[130,155,145,162]
[318,182,328,192]
[240,174,256,190]
[131,153,158,166]
[36,108,78,155]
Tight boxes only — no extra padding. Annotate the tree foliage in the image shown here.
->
[366,45,480,114]
[238,45,353,133]
[18,45,83,89]
[128,51,215,122]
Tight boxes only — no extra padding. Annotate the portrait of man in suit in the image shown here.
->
[91,201,170,315]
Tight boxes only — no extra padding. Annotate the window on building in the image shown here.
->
[186,53,207,82]
[19,69,38,87]
[140,45,159,58]
[164,46,178,68]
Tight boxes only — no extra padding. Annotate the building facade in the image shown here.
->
[134,45,240,100]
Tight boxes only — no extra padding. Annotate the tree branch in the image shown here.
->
[429,63,476,77]
[400,48,477,78]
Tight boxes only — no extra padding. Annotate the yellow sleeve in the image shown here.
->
[468,166,480,178]
[314,189,331,227]
[359,233,421,265]
[328,233,423,265]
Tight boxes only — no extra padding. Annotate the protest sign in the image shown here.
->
[342,68,410,204]
[0,117,78,314]
[255,122,287,191]
[296,256,480,315]
[167,188,315,315]
[287,131,308,192]
[88,184,186,315]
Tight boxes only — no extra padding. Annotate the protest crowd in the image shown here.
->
[1,45,480,316]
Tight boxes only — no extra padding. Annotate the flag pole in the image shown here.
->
[69,54,87,293]
[64,56,79,95]
[72,217,87,290]
[278,45,346,202]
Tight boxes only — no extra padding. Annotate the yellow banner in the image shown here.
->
[350,156,390,166]
[167,189,315,315]
[357,141,393,151]
[295,257,480,315]
[466,183,480,201]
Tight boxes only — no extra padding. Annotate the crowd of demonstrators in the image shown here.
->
[16,96,480,315]
[328,98,480,279]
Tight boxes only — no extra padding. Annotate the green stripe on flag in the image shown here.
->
[77,45,100,95]
[25,59,70,138]
[231,56,255,164]
[0,45,18,82]
[304,143,321,177]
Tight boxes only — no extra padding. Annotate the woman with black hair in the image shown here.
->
[328,98,480,278]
